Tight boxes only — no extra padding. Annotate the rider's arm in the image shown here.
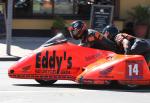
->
[87,32,103,42]
[79,42,90,47]
[115,33,131,54]
[122,39,131,54]
[85,32,103,47]
[87,32,118,52]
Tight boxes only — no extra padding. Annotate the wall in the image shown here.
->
[13,19,89,30]
[13,19,53,30]
[13,0,150,33]
[120,0,150,19]
[13,19,123,30]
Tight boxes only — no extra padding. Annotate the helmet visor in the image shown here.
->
[68,27,82,39]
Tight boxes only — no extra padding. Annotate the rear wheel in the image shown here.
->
[125,84,139,89]
[35,80,57,85]
[118,81,139,89]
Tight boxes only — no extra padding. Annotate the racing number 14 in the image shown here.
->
[126,61,143,79]
[128,64,139,76]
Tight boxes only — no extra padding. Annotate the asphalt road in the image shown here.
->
[1,61,150,103]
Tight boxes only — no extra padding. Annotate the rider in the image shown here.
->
[67,20,118,52]
[102,25,150,67]
[102,25,120,43]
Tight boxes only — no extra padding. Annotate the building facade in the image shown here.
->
[1,0,150,36]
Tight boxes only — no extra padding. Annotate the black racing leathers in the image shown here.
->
[129,38,150,54]
[80,29,118,52]
[115,33,150,66]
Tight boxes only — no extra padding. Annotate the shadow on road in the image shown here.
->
[13,83,150,93]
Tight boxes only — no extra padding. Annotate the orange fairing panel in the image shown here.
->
[77,54,150,84]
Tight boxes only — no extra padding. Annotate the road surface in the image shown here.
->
[0,61,150,103]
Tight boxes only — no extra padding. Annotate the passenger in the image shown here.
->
[67,20,118,52]
[103,25,150,67]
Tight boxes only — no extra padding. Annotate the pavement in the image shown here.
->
[0,37,50,61]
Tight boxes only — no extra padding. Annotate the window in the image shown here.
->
[32,0,76,15]
[32,0,75,15]
[77,0,92,17]
[54,0,74,14]
[33,0,53,14]
[13,0,32,17]
[13,0,120,19]
[0,3,6,34]
[77,0,119,18]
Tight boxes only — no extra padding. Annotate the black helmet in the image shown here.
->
[68,20,87,40]
[102,25,119,41]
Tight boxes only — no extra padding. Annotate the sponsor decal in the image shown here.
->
[78,76,94,84]
[99,76,114,78]
[35,69,57,74]
[22,65,31,73]
[99,67,114,78]
[100,66,113,75]
[35,69,70,74]
[36,51,72,74]
[60,70,70,74]
[85,53,101,61]
[126,61,143,79]
[82,79,94,84]
[10,74,75,80]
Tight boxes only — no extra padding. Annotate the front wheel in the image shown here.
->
[35,80,57,85]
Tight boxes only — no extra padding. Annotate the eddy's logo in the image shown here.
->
[36,51,72,73]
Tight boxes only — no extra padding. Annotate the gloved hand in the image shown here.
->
[124,47,130,55]
[79,43,90,47]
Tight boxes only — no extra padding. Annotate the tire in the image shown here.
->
[35,80,57,85]
[106,80,121,88]
[124,84,139,89]
[118,80,139,89]
[119,84,139,90]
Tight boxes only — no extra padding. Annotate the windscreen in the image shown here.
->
[41,33,67,47]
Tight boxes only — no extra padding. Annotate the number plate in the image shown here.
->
[126,61,143,79]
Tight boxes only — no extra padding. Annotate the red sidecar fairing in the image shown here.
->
[8,35,150,86]
[8,41,114,81]
[77,53,150,85]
